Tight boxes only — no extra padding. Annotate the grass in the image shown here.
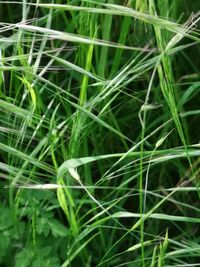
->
[0,0,200,266]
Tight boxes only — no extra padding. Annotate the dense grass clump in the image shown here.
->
[0,1,200,266]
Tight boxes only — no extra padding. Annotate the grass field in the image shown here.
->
[0,0,200,266]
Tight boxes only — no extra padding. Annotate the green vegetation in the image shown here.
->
[0,0,200,266]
